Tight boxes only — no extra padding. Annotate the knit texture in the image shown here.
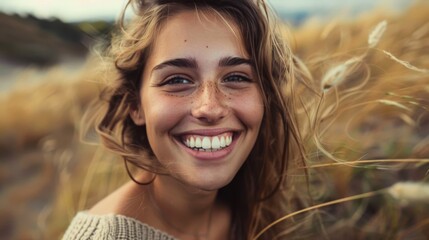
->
[62,212,177,240]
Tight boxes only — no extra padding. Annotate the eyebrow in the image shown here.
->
[218,56,253,67]
[152,58,198,71]
[151,56,253,73]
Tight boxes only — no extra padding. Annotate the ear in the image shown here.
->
[130,106,145,126]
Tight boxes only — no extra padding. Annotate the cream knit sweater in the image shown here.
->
[62,212,177,240]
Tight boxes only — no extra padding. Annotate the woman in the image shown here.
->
[63,0,307,239]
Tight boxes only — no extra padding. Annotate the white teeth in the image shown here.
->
[220,136,226,147]
[195,137,202,148]
[211,136,220,149]
[183,133,234,151]
[190,137,195,148]
[202,137,211,149]
[226,136,232,145]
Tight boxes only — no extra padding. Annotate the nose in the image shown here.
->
[191,82,228,123]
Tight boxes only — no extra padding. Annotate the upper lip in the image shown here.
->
[173,128,239,136]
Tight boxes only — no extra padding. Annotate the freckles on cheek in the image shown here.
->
[231,95,264,127]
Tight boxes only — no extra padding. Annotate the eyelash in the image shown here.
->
[160,75,193,86]
[159,73,252,87]
[223,74,252,83]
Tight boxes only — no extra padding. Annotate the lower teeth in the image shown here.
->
[193,147,222,152]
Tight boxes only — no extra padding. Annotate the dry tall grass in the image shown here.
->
[0,2,428,239]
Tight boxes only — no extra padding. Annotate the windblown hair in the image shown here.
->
[91,0,311,238]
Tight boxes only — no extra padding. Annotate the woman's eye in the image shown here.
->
[157,75,194,94]
[163,76,193,85]
[223,74,251,83]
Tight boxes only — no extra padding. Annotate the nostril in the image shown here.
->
[197,116,212,123]
[200,116,225,124]
[191,103,227,123]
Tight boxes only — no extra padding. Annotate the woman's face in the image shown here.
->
[132,10,264,191]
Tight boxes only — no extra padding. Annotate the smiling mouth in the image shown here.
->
[180,132,234,152]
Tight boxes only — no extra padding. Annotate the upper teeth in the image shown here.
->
[184,134,233,151]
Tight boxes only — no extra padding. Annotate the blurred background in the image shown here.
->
[1,0,428,239]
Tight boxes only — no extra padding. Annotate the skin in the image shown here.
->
[91,10,264,240]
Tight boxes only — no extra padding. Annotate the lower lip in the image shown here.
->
[177,135,238,161]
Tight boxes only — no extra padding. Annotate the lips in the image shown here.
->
[181,132,234,152]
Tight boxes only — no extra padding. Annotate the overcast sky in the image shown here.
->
[0,0,415,22]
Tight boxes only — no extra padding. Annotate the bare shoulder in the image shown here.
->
[89,180,149,216]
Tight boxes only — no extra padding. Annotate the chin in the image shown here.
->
[183,172,236,192]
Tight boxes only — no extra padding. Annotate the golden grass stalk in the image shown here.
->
[253,189,384,239]
[254,181,429,239]
[382,50,429,73]
[77,147,105,210]
[376,99,412,111]
[320,56,363,92]
[368,20,387,48]
[299,159,429,169]
[387,182,429,204]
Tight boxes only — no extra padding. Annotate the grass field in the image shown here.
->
[0,2,428,239]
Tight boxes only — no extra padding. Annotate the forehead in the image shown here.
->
[150,9,248,59]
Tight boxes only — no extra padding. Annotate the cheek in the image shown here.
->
[143,94,188,134]
[231,91,264,129]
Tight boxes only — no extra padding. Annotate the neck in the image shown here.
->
[149,175,217,238]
